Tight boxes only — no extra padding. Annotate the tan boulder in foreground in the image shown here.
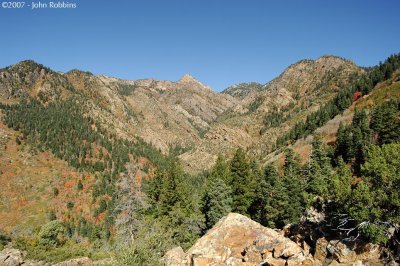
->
[164,213,312,266]
[164,213,386,266]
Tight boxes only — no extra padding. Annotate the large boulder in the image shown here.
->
[314,237,383,265]
[164,247,186,266]
[0,248,44,266]
[0,248,25,266]
[164,213,312,266]
[164,213,389,266]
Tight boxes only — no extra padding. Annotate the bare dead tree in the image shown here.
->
[114,163,149,246]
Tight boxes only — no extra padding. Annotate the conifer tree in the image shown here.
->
[281,148,305,225]
[203,178,232,229]
[208,154,231,184]
[249,164,283,227]
[77,180,83,191]
[306,137,331,199]
[325,157,353,223]
[352,109,371,174]
[263,164,286,228]
[370,100,400,145]
[229,148,255,215]
[330,157,352,203]
[335,109,372,175]
[157,161,186,216]
[335,122,353,162]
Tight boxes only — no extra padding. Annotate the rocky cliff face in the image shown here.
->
[164,213,383,266]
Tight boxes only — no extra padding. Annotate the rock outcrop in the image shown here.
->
[164,213,314,265]
[0,248,92,266]
[164,213,385,266]
[314,238,383,266]
[0,248,26,266]
[0,248,47,266]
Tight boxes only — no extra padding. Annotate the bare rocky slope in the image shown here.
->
[0,56,361,173]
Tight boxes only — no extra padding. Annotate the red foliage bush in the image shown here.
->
[353,91,362,101]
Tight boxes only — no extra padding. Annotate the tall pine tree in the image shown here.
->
[202,178,232,229]
[281,148,305,225]
[229,148,255,215]
[306,136,332,200]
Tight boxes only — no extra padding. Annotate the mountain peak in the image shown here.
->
[4,60,52,74]
[179,74,199,83]
[178,74,212,91]
[11,60,42,69]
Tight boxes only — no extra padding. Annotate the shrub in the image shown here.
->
[38,220,66,247]
[0,230,11,249]
[53,187,59,196]
[115,219,173,266]
[67,201,74,210]
[77,180,83,191]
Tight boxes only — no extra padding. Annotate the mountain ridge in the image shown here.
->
[2,55,358,94]
[0,55,362,172]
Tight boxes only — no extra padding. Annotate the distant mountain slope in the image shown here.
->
[265,67,400,168]
[223,56,360,108]
[182,56,362,171]
[0,61,239,154]
[222,82,263,99]
[0,56,361,174]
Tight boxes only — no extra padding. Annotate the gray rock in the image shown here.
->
[0,248,25,266]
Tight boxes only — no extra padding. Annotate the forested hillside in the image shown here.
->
[0,53,399,265]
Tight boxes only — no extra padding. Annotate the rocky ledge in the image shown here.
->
[164,213,387,266]
[0,248,93,266]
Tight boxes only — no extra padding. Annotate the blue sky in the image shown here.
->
[0,0,399,91]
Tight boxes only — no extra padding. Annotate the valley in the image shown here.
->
[0,53,399,265]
